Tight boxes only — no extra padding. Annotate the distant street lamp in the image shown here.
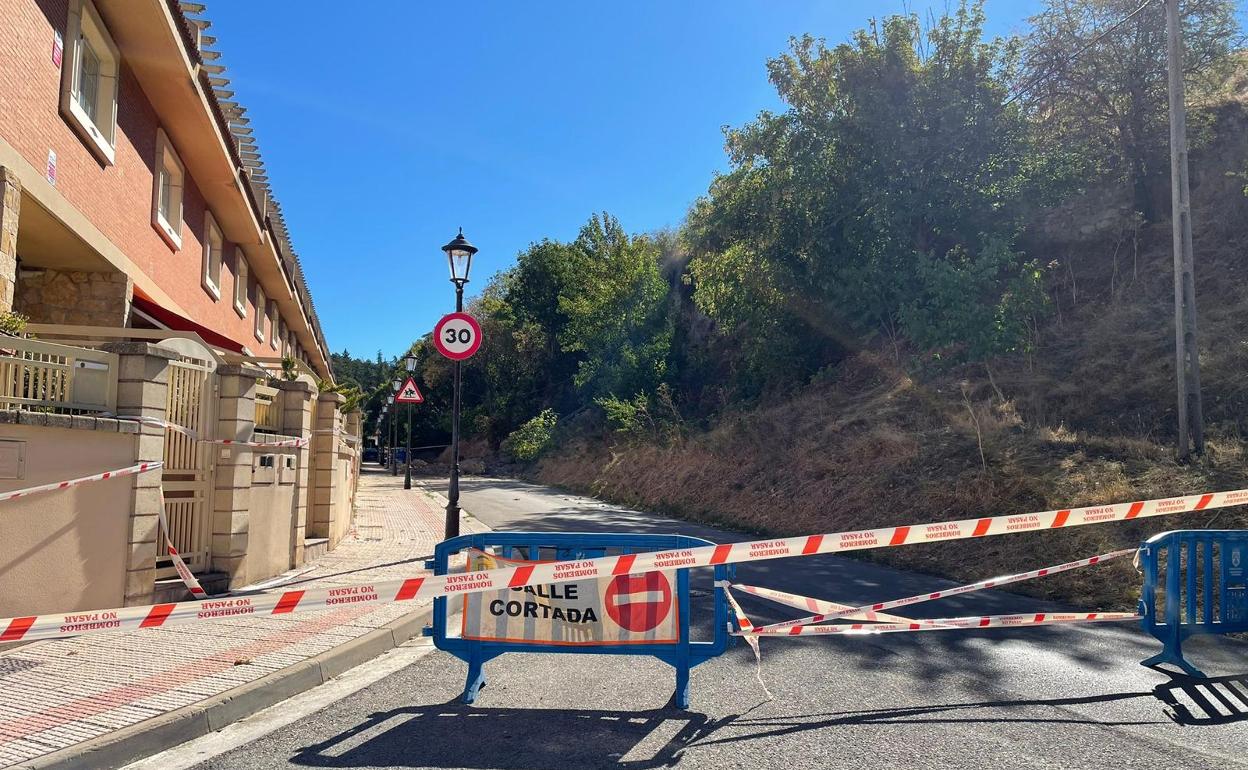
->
[403,353,417,490]
[377,406,386,466]
[442,228,477,539]
[388,382,400,476]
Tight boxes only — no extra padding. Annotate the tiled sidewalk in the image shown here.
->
[0,467,481,769]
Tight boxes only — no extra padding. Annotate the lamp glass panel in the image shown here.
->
[449,251,472,281]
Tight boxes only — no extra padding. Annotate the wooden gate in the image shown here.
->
[158,341,218,577]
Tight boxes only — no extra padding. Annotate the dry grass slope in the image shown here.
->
[534,102,1248,612]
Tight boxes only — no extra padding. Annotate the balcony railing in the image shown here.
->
[0,335,118,413]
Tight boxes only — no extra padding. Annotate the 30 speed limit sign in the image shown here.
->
[433,312,482,361]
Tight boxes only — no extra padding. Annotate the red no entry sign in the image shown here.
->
[433,312,482,361]
[604,572,673,633]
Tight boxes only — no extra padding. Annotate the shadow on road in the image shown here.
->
[686,690,1168,752]
[289,702,723,769]
[1154,673,1248,725]
[289,687,1184,770]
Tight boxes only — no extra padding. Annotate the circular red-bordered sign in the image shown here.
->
[433,312,482,361]
[604,571,673,633]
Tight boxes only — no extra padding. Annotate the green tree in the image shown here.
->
[688,2,1058,379]
[1020,0,1240,220]
[557,214,672,399]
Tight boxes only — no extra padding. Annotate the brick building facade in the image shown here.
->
[0,0,331,376]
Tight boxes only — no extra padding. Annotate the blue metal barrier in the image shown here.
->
[1138,530,1248,677]
[424,532,731,708]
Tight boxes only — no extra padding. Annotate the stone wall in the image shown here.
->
[14,267,132,326]
[0,166,18,312]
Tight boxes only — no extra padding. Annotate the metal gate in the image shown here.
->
[158,344,217,577]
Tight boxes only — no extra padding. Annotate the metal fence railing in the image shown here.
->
[0,335,117,414]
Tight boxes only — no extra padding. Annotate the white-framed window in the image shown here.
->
[254,283,266,341]
[269,305,280,351]
[151,129,184,249]
[202,211,223,299]
[60,0,119,164]
[233,248,248,317]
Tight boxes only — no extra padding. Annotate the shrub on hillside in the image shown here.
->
[502,409,559,461]
[596,393,651,436]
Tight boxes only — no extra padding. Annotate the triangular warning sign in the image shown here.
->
[395,376,424,404]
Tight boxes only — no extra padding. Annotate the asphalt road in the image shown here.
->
[187,475,1248,770]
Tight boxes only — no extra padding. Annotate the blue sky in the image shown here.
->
[209,0,1046,362]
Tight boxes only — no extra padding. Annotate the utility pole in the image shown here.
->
[1166,0,1203,460]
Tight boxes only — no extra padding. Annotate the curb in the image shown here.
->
[414,479,488,535]
[16,604,436,770]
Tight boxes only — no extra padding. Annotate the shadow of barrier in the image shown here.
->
[1154,673,1248,725]
[291,703,725,769]
[1139,530,1248,677]
[288,690,1189,769]
[425,532,731,708]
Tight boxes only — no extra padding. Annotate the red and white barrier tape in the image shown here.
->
[313,428,361,444]
[156,499,207,598]
[213,435,308,448]
[746,548,1136,633]
[109,415,308,448]
[2,485,1245,641]
[723,583,756,633]
[0,461,205,598]
[726,583,931,625]
[0,462,163,502]
[737,611,1140,636]
[722,585,774,699]
[0,572,434,642]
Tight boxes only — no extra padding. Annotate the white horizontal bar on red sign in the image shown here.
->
[729,584,927,624]
[740,611,1141,636]
[748,548,1136,633]
[2,486,1245,642]
[0,462,164,503]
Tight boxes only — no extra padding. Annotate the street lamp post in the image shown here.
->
[403,354,417,490]
[391,378,403,475]
[441,228,477,540]
[378,408,386,466]
[387,389,398,476]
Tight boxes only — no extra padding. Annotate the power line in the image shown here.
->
[1005,0,1161,106]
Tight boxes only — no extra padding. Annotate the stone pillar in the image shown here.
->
[211,364,265,587]
[276,379,314,566]
[0,167,19,313]
[344,410,361,439]
[100,342,179,606]
[343,409,362,503]
[309,391,344,545]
